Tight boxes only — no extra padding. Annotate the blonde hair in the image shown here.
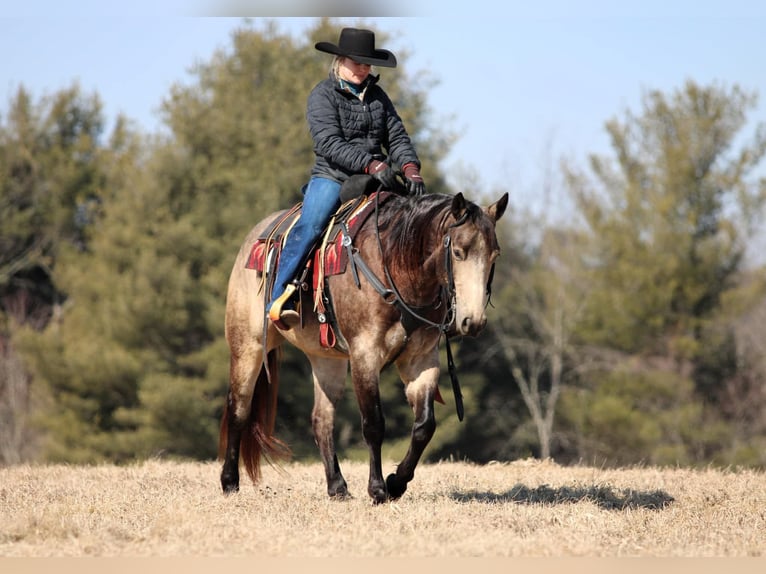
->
[331,56,343,77]
[331,56,375,80]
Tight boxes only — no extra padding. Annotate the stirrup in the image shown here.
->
[268,283,298,329]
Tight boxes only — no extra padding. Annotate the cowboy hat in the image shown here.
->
[315,28,397,68]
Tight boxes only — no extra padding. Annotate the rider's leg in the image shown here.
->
[267,177,342,317]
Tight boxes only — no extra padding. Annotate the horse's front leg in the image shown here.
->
[309,357,350,499]
[387,347,440,500]
[350,362,387,504]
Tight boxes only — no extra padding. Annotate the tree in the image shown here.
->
[555,80,766,466]
[694,270,766,466]
[567,80,766,360]
[1,83,115,463]
[556,361,730,467]
[473,141,596,462]
[488,226,593,460]
[1,84,108,319]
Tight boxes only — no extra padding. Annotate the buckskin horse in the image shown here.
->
[218,185,508,504]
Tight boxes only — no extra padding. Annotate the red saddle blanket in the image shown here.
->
[245,191,392,277]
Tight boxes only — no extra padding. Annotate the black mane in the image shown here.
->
[376,193,489,279]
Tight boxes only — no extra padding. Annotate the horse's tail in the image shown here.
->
[218,348,291,484]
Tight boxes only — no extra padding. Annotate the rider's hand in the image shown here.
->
[403,162,426,196]
[366,160,397,190]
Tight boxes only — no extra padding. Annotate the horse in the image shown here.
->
[218,188,508,504]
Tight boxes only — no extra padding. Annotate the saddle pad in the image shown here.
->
[245,191,393,279]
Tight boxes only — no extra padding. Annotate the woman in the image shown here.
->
[267,27,426,324]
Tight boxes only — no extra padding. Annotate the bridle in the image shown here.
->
[346,193,493,421]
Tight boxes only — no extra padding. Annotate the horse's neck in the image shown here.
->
[390,216,446,304]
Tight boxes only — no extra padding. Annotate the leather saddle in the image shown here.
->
[245,176,396,350]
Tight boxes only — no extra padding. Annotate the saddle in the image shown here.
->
[245,179,395,351]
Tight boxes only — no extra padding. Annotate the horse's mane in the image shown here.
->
[375,193,493,279]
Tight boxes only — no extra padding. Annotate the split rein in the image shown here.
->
[346,192,473,421]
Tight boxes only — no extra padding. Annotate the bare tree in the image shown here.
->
[0,290,45,465]
[488,225,589,459]
[0,336,31,464]
[482,135,593,460]
[723,294,766,451]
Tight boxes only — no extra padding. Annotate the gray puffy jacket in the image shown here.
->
[307,73,420,183]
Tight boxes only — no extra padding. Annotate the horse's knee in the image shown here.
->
[361,410,385,445]
[413,412,436,443]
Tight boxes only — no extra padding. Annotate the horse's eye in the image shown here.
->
[452,247,465,261]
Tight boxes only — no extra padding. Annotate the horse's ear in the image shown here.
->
[486,192,509,222]
[451,192,467,219]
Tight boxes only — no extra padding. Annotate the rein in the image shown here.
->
[349,192,468,421]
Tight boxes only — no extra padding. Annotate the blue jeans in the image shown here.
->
[267,177,342,309]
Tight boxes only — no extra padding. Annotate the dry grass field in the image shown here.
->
[1,458,765,559]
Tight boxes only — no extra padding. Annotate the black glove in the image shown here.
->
[403,162,426,196]
[366,160,397,190]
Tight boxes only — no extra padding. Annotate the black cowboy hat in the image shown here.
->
[315,28,397,68]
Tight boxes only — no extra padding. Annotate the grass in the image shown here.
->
[1,458,765,557]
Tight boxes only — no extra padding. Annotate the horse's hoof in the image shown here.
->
[329,490,352,501]
[221,471,240,495]
[222,482,239,495]
[328,478,350,499]
[369,484,389,505]
[386,473,408,500]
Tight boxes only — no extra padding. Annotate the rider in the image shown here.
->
[267,27,426,324]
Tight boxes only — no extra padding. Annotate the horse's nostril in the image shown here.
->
[461,316,487,335]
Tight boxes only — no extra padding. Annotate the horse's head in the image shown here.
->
[446,192,508,337]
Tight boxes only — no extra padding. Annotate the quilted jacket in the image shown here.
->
[307,73,420,183]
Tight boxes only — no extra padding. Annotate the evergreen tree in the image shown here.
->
[1,84,107,322]
[567,80,766,359]
[556,81,766,466]
[1,84,114,462]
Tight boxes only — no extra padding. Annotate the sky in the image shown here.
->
[2,0,766,220]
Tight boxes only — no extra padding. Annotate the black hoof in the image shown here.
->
[328,476,349,499]
[386,473,408,500]
[221,471,240,495]
[329,489,352,500]
[369,483,389,505]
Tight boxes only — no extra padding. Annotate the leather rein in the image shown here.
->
[345,193,477,421]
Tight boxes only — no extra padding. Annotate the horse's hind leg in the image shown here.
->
[219,343,262,494]
[386,349,440,500]
[309,357,350,498]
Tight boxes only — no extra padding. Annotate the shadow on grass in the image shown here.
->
[450,483,674,510]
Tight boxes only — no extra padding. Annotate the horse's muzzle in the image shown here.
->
[459,314,487,337]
